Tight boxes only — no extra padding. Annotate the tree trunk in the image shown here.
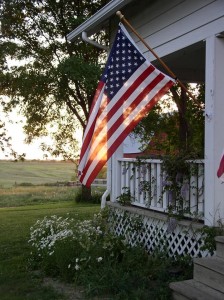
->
[82,185,92,202]
[178,88,190,152]
[171,87,190,153]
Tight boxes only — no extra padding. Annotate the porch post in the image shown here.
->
[204,35,224,226]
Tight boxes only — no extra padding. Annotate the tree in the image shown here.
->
[0,117,25,160]
[0,0,109,162]
[134,84,205,158]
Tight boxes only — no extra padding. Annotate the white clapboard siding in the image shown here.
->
[125,0,224,59]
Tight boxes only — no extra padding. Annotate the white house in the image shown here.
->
[68,0,224,258]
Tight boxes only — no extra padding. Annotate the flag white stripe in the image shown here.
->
[82,86,105,142]
[93,63,150,130]
[78,89,106,173]
[84,67,161,163]
[79,64,149,175]
[81,76,169,184]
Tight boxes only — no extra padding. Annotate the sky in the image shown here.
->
[0,110,54,160]
[0,108,143,160]
[0,90,85,160]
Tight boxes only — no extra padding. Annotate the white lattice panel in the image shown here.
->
[108,205,208,258]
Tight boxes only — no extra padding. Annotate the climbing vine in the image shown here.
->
[118,154,204,220]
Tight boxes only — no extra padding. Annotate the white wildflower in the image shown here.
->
[97,257,103,262]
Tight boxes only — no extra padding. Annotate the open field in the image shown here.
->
[0,160,76,187]
[0,186,79,207]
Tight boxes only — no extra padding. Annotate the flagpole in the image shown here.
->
[116,11,201,107]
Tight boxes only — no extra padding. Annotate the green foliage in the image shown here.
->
[0,0,109,159]
[96,165,107,179]
[116,187,134,206]
[124,155,204,220]
[0,194,100,300]
[200,223,224,255]
[161,154,204,219]
[0,118,26,160]
[134,85,204,157]
[75,187,105,204]
[29,208,193,299]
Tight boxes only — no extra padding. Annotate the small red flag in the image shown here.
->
[217,149,224,180]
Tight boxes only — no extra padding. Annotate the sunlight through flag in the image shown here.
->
[78,23,175,187]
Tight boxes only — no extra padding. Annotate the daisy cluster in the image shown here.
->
[28,212,110,272]
[29,215,74,257]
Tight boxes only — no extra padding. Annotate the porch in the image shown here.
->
[68,0,224,257]
[110,158,204,220]
[103,157,207,258]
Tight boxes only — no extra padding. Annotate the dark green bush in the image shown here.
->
[74,188,104,204]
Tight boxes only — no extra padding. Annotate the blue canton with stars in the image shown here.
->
[102,25,146,98]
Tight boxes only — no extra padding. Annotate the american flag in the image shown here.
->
[78,23,175,187]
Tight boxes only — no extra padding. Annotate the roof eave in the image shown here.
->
[67,0,133,42]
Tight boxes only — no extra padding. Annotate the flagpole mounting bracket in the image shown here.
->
[81,31,109,51]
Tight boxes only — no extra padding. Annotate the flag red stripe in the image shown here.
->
[86,73,165,166]
[84,66,158,158]
[107,81,174,158]
[79,82,106,162]
[78,23,176,186]
[84,81,173,187]
[79,70,163,182]
[81,79,173,186]
[89,81,104,116]
[106,65,155,120]
[87,65,155,144]
[107,73,165,140]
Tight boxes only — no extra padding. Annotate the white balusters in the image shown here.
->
[117,158,204,219]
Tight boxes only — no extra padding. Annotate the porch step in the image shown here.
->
[215,236,224,259]
[170,279,224,300]
[194,256,224,293]
[170,236,224,299]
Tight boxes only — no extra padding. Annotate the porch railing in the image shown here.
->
[116,158,204,219]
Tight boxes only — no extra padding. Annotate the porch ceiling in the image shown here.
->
[67,0,206,84]
[152,41,205,83]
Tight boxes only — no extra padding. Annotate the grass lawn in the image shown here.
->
[0,186,79,207]
[0,196,100,300]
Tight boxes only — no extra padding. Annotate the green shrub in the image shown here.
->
[28,209,193,299]
[74,187,104,204]
[18,182,34,186]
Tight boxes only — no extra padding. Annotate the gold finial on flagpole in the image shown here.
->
[116,11,124,21]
